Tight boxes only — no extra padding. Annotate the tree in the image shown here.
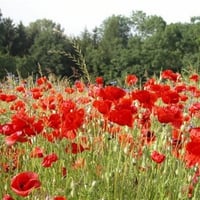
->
[0,17,16,54]
[26,19,84,79]
[100,14,131,46]
[130,10,166,38]
[10,22,29,56]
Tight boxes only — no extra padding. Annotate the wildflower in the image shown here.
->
[75,80,85,92]
[161,69,181,82]
[42,153,58,167]
[132,90,158,109]
[11,171,41,197]
[15,85,26,93]
[95,76,104,85]
[108,109,134,127]
[185,127,200,167]
[30,146,44,158]
[0,94,17,102]
[31,87,43,99]
[170,128,183,158]
[66,143,89,154]
[125,74,138,86]
[48,113,61,129]
[161,89,180,104]
[62,167,67,178]
[36,76,47,85]
[5,131,27,146]
[65,87,74,94]
[141,129,156,144]
[189,102,200,116]
[93,99,112,115]
[99,86,126,101]
[2,194,14,200]
[189,74,199,82]
[151,151,166,164]
[155,105,183,128]
[114,97,137,114]
[10,100,26,111]
[61,108,85,132]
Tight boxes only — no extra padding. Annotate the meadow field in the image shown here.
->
[1,69,200,200]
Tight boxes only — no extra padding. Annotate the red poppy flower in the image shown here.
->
[48,113,61,129]
[16,85,26,93]
[132,90,158,109]
[11,110,35,131]
[93,99,112,115]
[141,129,156,144]
[61,130,76,140]
[5,131,27,146]
[36,76,47,85]
[65,87,74,94]
[138,109,151,129]
[30,147,44,158]
[60,99,76,113]
[171,128,182,149]
[42,153,58,167]
[125,74,138,86]
[2,194,14,200]
[11,171,41,197]
[108,109,133,127]
[39,96,56,110]
[31,87,43,99]
[184,127,200,167]
[114,98,137,114]
[95,76,104,85]
[62,167,67,177]
[0,94,17,102]
[174,84,187,93]
[189,74,199,82]
[99,86,126,101]
[151,151,166,164]
[0,124,15,136]
[9,111,43,137]
[10,100,26,111]
[161,69,180,82]
[161,90,179,104]
[145,82,170,96]
[189,102,200,116]
[185,139,200,167]
[75,80,85,92]
[31,119,44,135]
[190,127,200,139]
[5,94,18,102]
[66,142,89,154]
[0,93,7,101]
[155,105,183,128]
[76,96,91,104]
[61,108,85,132]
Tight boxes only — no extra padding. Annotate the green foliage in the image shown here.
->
[0,53,17,79]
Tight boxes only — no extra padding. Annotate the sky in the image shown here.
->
[1,0,200,36]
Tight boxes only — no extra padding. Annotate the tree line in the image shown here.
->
[0,9,200,82]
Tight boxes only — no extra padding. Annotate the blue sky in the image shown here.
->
[1,0,200,36]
